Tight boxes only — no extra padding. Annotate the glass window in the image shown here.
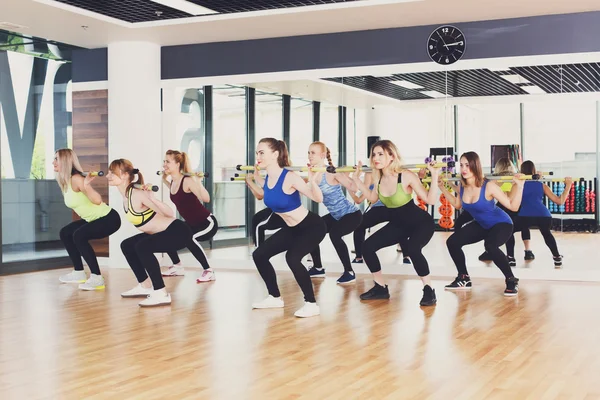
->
[289,97,313,166]
[1,51,73,263]
[211,85,247,240]
[254,91,283,212]
[319,102,339,165]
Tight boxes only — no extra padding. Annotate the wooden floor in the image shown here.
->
[2,268,600,400]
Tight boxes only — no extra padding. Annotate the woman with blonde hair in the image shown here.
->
[107,159,192,307]
[54,149,121,290]
[161,150,219,282]
[351,140,440,306]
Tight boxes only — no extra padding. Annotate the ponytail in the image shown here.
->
[259,138,291,168]
[325,147,333,168]
[309,141,334,168]
[165,149,193,174]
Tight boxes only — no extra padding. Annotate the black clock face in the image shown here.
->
[427,26,466,65]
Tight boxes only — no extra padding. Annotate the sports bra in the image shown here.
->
[124,186,156,227]
[460,180,512,229]
[378,173,413,208]
[263,169,302,213]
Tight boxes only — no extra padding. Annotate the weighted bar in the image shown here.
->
[157,171,210,178]
[494,177,582,183]
[81,171,104,177]
[236,165,256,171]
[133,183,159,192]
[333,161,454,173]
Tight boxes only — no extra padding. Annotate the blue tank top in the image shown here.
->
[263,169,302,213]
[460,181,512,229]
[518,182,551,218]
[368,184,383,208]
[318,174,358,220]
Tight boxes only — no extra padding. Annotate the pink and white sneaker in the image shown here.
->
[162,265,185,276]
[196,268,215,283]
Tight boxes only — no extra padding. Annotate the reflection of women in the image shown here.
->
[160,150,219,282]
[53,149,121,291]
[514,160,573,267]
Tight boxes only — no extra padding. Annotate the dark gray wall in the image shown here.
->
[161,11,600,80]
[72,47,107,82]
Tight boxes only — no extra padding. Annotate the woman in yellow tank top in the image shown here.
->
[54,149,121,291]
[107,159,192,308]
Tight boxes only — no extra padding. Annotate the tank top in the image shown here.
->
[460,181,512,229]
[170,176,210,225]
[63,184,111,223]
[368,184,384,208]
[124,187,156,227]
[378,174,413,208]
[518,181,551,218]
[318,173,358,220]
[263,169,302,213]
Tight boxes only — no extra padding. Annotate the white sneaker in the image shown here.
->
[162,265,185,277]
[121,284,153,298]
[59,270,87,283]
[139,289,172,307]
[294,302,320,318]
[196,269,215,283]
[79,274,105,291]
[252,295,284,309]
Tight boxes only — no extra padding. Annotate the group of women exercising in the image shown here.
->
[54,137,572,316]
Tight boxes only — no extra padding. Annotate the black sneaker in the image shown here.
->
[507,256,516,267]
[403,257,411,264]
[504,277,519,296]
[478,251,492,262]
[360,282,390,300]
[524,250,535,261]
[351,257,364,264]
[308,266,325,278]
[420,285,437,306]
[445,274,472,290]
[553,255,563,267]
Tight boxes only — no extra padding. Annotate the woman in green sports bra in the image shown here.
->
[351,140,440,307]
[54,149,121,291]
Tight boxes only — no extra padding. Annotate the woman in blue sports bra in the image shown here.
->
[439,151,525,296]
[303,141,363,284]
[251,138,327,318]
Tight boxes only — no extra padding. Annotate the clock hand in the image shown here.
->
[445,41,464,47]
[436,31,448,48]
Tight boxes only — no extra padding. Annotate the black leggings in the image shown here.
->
[353,206,388,258]
[310,210,363,272]
[166,215,219,269]
[121,220,192,290]
[508,216,559,257]
[59,209,121,275]
[362,203,435,277]
[447,221,514,278]
[252,211,327,303]
[251,207,286,246]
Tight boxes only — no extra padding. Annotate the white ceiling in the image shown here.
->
[2,0,600,49]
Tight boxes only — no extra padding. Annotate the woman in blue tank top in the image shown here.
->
[513,160,573,267]
[251,138,327,318]
[303,142,363,284]
[439,151,525,296]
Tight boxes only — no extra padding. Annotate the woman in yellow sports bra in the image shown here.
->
[54,149,121,291]
[351,140,440,307]
[107,159,192,308]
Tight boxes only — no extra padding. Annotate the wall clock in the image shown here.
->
[427,25,465,65]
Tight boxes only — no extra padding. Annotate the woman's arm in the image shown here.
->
[542,178,573,205]
[438,178,462,209]
[73,174,103,205]
[184,177,210,203]
[290,169,323,203]
[488,176,525,211]
[333,172,358,193]
[351,163,378,204]
[138,190,174,218]
[245,174,265,200]
[404,169,439,205]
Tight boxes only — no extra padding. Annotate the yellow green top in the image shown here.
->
[64,184,111,222]
[378,174,413,208]
[500,182,512,192]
